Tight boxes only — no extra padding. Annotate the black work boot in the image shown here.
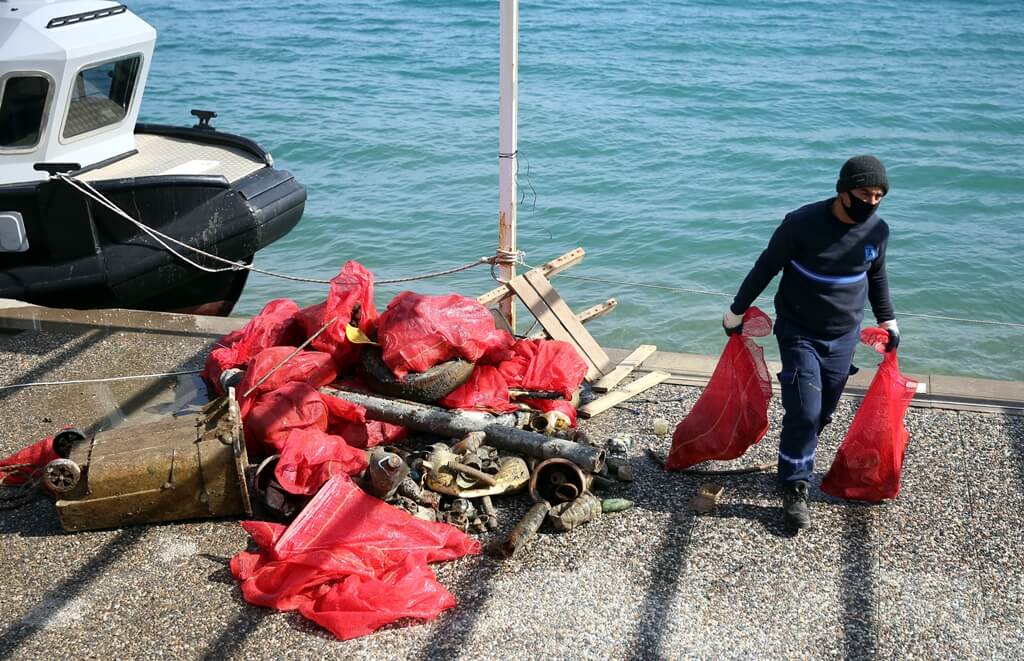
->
[781,480,811,530]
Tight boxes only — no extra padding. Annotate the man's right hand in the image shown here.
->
[722,309,745,336]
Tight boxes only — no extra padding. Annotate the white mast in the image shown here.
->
[497,0,519,329]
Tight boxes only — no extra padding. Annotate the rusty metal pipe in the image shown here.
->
[554,483,580,502]
[548,492,602,532]
[497,500,550,559]
[480,495,498,530]
[321,387,604,472]
[529,458,590,504]
[451,461,497,487]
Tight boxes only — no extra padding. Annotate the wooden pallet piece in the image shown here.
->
[591,344,657,393]
[577,370,672,419]
[477,247,585,308]
[528,298,617,340]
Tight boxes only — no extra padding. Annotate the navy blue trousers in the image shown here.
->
[774,317,860,483]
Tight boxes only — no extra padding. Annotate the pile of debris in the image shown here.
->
[0,251,671,640]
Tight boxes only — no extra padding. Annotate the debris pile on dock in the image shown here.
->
[0,251,671,640]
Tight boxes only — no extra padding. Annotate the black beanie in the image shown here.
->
[836,155,889,194]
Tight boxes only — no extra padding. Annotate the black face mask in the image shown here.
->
[842,192,879,224]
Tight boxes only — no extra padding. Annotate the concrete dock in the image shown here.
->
[0,301,1021,659]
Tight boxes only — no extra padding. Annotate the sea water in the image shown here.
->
[135,0,1024,381]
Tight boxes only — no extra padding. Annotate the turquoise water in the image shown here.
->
[135,0,1024,381]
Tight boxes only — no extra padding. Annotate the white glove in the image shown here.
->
[722,309,745,336]
[880,319,900,352]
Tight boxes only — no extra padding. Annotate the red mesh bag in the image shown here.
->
[321,389,368,426]
[497,339,588,400]
[202,299,302,394]
[274,428,368,495]
[322,380,407,449]
[666,307,773,470]
[243,382,329,456]
[438,365,517,413]
[329,419,407,450]
[230,474,480,640]
[293,261,378,372]
[0,436,58,486]
[441,340,585,417]
[821,327,918,502]
[376,292,513,378]
[237,347,337,417]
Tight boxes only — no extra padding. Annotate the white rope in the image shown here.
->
[56,174,497,286]
[0,370,201,391]
[489,248,526,283]
[56,174,1022,330]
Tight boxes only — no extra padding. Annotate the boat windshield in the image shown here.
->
[0,75,50,149]
[63,56,141,140]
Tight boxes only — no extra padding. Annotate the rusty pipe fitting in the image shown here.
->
[529,410,569,436]
[529,458,590,504]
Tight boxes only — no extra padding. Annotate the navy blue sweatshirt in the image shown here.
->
[730,198,895,337]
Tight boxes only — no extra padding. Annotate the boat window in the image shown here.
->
[0,76,50,149]
[63,56,141,139]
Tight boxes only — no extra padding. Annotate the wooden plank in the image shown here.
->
[477,247,585,307]
[528,298,617,340]
[506,275,579,348]
[577,370,672,419]
[577,298,618,325]
[523,270,613,377]
[591,344,657,393]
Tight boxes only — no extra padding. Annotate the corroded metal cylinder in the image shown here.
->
[54,394,251,532]
[548,492,602,532]
[528,457,590,504]
[320,387,605,472]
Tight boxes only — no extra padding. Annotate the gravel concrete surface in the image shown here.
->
[1,323,1022,660]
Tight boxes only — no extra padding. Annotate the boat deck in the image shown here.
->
[0,301,1021,659]
[81,133,267,184]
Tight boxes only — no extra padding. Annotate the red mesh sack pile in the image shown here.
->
[231,474,480,640]
[821,327,918,502]
[666,307,773,470]
[376,292,514,378]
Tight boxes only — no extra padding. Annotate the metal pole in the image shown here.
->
[498,0,519,330]
[319,387,606,472]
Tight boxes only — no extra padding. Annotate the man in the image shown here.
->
[723,155,900,530]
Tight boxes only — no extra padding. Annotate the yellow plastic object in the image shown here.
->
[345,324,377,345]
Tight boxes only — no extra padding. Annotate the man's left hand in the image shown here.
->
[881,320,900,352]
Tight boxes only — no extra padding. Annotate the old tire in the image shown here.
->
[360,345,474,403]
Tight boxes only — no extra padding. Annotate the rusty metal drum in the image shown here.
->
[50,393,252,532]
